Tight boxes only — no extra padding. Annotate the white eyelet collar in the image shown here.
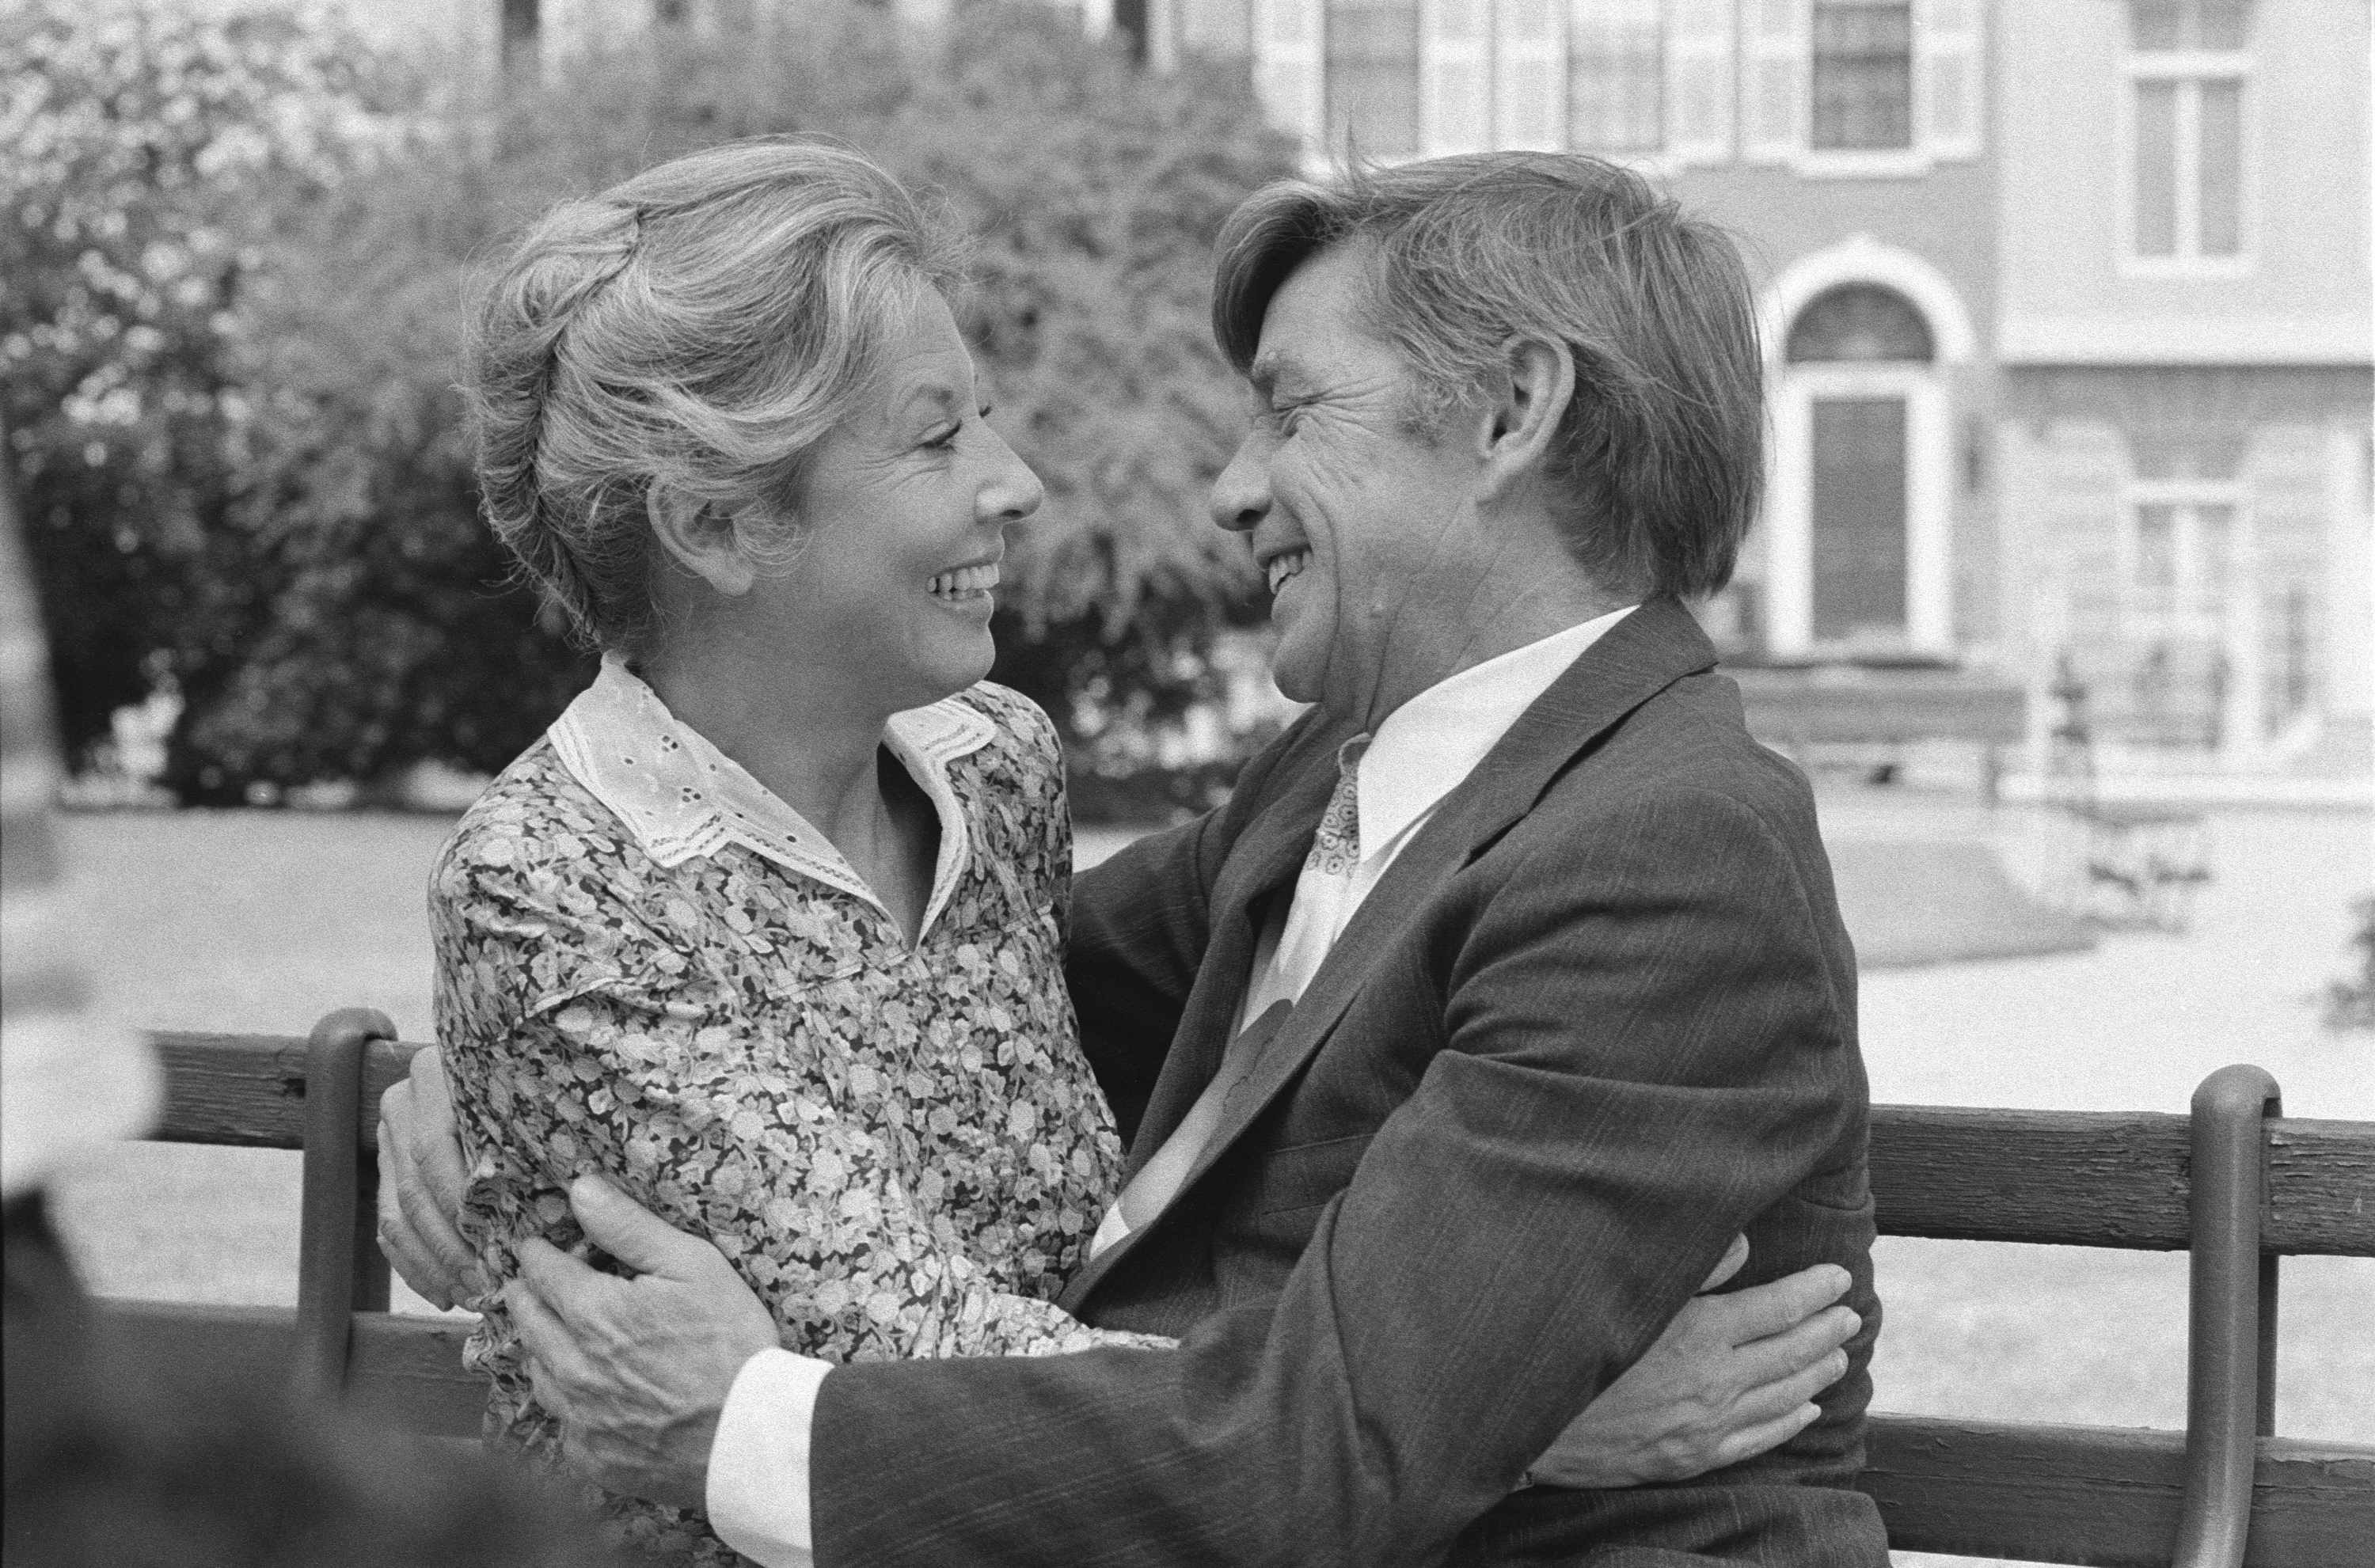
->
[547,654,997,942]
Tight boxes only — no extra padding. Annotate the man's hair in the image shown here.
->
[1211,154,1762,601]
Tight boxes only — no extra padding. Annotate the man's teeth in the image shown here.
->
[1265,549,1309,594]
[929,564,1000,598]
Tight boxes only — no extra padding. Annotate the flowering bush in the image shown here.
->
[1,0,387,770]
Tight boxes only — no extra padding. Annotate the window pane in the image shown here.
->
[2198,0,2252,49]
[2129,0,2183,50]
[2134,82,2179,257]
[1811,397,1909,644]
[2198,78,2242,256]
[1785,284,1936,363]
[2134,505,2178,609]
[2193,504,2234,613]
[1811,1,1911,150]
[1568,0,1663,153]
[1326,0,1422,157]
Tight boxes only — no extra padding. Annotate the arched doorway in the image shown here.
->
[1788,283,1935,649]
[1758,238,1970,659]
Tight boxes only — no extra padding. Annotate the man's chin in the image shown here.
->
[1265,609,1328,707]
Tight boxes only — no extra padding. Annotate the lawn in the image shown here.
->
[40,799,2375,1568]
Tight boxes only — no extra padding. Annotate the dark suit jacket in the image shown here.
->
[811,598,1887,1566]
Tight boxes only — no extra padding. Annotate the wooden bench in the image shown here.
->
[97,1010,2375,1566]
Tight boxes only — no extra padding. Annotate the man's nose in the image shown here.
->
[1208,437,1269,534]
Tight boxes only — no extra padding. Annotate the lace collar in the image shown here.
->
[548,654,996,942]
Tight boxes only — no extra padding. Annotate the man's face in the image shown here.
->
[1209,244,1484,723]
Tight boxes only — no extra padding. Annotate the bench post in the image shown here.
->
[2172,1064,2282,1568]
[293,1007,396,1405]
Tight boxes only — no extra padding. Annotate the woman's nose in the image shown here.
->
[978,431,1044,524]
[1208,435,1269,535]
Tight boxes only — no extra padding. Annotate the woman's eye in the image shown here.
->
[924,421,961,451]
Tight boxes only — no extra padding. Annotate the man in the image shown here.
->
[380,153,1885,1564]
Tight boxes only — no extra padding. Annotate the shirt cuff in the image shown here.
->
[706,1348,831,1568]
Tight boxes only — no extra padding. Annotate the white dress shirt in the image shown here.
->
[708,605,1636,1566]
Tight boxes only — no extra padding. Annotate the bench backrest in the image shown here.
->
[97,1019,2375,1567]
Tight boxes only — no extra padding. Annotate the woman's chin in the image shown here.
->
[902,628,998,704]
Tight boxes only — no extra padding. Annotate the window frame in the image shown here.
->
[2116,480,2249,640]
[1767,0,1983,180]
[2118,38,2256,276]
[1804,0,1916,158]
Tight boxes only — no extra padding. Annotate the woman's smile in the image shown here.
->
[929,560,1001,613]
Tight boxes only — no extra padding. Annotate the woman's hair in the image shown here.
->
[1210,154,1762,602]
[468,139,963,653]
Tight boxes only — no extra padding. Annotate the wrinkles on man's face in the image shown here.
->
[1239,243,1488,723]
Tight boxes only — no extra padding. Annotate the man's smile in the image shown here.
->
[1264,548,1310,594]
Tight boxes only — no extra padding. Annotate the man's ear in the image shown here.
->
[644,482,757,598]
[1476,336,1576,503]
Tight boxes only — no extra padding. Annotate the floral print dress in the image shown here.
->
[432,657,1168,1563]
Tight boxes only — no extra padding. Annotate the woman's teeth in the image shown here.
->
[929,564,999,601]
[1265,549,1309,594]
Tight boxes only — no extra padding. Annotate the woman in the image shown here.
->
[438,141,1165,1562]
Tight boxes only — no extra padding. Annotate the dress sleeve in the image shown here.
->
[432,845,1172,1371]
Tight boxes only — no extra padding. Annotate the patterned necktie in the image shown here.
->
[1305,735,1371,876]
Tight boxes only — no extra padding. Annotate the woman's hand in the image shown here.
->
[374,1046,488,1309]
[1523,1239,1860,1489]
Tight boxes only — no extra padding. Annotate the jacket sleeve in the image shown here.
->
[807,786,1876,1567]
[1063,814,1219,1148]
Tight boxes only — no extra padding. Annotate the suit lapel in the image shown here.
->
[1077,599,1720,1304]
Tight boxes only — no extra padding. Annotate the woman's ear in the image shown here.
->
[644,482,757,598]
[1476,336,1576,503]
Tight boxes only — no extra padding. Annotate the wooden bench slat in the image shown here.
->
[145,1033,2375,1257]
[1869,1107,2375,1256]
[95,1300,484,1439]
[1862,1414,2375,1567]
[90,1302,2375,1567]
[146,1032,413,1151]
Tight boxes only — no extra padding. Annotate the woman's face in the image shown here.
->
[753,290,1043,712]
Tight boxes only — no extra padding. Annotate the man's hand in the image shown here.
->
[375,1046,486,1309]
[1524,1239,1859,1489]
[507,1175,783,1513]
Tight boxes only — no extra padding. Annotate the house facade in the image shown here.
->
[1992,0,2370,772]
[1146,0,2371,775]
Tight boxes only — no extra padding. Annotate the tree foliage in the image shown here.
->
[5,1,1293,797]
[0,1,382,770]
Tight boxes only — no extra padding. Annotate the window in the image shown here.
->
[1324,0,1422,157]
[2125,499,2234,625]
[1809,0,1911,150]
[2126,0,2251,265]
[1568,0,1664,154]
[1248,0,1736,166]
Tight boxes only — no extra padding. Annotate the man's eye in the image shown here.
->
[924,421,961,450]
